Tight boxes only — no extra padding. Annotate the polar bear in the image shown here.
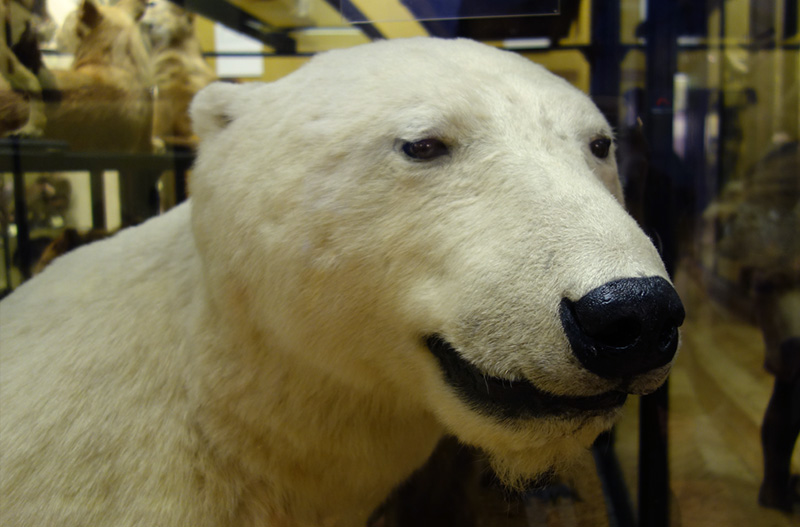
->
[0,38,684,526]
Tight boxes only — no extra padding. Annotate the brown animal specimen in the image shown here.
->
[141,0,215,147]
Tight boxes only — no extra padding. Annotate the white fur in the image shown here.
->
[1,38,671,526]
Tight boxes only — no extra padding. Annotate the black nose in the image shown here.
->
[560,276,685,379]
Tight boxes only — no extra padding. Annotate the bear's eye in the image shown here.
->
[402,138,450,160]
[590,137,612,159]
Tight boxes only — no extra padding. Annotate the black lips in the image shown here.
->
[425,335,627,420]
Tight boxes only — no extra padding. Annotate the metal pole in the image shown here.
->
[11,138,32,279]
[639,2,680,526]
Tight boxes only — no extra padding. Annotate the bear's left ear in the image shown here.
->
[191,81,267,141]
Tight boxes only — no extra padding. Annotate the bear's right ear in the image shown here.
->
[190,81,266,141]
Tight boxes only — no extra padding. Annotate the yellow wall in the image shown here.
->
[522,50,591,93]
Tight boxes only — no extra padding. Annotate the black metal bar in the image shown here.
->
[179,0,297,54]
[585,6,640,526]
[322,0,384,40]
[0,145,195,173]
[90,170,106,229]
[586,5,638,526]
[642,2,678,193]
[10,138,32,280]
[638,1,680,526]
[593,430,636,527]
[787,0,799,39]
[588,0,622,125]
[716,0,727,193]
[638,383,670,527]
[1,213,11,296]
[172,146,190,204]
[118,168,162,227]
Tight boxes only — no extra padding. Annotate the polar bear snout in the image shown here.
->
[560,277,685,379]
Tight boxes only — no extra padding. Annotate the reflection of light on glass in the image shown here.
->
[295,0,311,18]
[104,171,121,232]
[293,28,364,37]
[673,73,689,159]
[501,38,551,50]
[214,24,264,79]
[705,112,719,169]
[678,36,704,46]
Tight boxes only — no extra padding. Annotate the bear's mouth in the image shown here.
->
[425,335,627,420]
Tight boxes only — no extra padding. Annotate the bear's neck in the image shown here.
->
[186,304,444,526]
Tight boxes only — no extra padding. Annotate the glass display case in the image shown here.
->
[1,1,797,525]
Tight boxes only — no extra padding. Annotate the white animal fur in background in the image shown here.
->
[0,37,674,527]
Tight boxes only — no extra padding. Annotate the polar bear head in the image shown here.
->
[189,38,684,486]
